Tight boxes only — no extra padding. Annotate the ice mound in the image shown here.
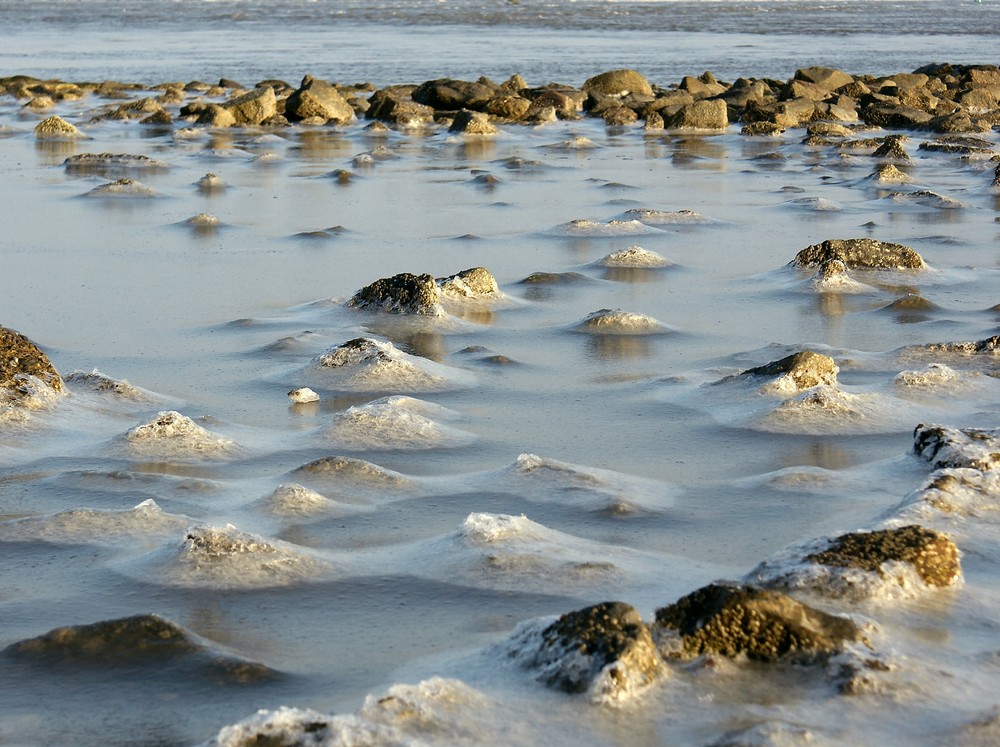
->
[503,453,675,514]
[121,410,239,459]
[618,207,713,225]
[572,308,670,335]
[304,337,473,393]
[719,350,840,394]
[551,219,662,237]
[291,455,412,491]
[5,613,277,683]
[785,196,842,211]
[128,524,335,589]
[545,135,598,150]
[262,483,334,516]
[0,374,64,417]
[64,368,151,400]
[503,601,662,704]
[205,678,496,747]
[893,363,974,395]
[747,525,962,601]
[0,499,188,544]
[436,266,506,304]
[84,177,158,198]
[326,396,474,451]
[885,189,965,209]
[750,385,905,436]
[913,423,1000,471]
[892,468,1000,519]
[596,246,672,268]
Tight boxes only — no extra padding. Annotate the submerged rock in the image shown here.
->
[347,272,443,314]
[64,368,146,399]
[287,387,319,403]
[726,350,839,392]
[914,423,1000,471]
[5,613,276,682]
[122,410,237,459]
[0,326,63,405]
[291,454,411,488]
[654,583,862,662]
[573,308,668,335]
[307,337,467,393]
[917,335,1000,356]
[791,238,926,270]
[509,601,662,702]
[85,177,158,198]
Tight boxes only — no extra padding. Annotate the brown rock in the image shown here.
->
[666,99,728,130]
[733,350,839,390]
[583,69,653,97]
[794,66,855,92]
[0,326,63,396]
[284,75,355,124]
[222,86,277,126]
[791,238,925,270]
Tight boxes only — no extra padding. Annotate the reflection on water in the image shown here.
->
[34,139,78,165]
[585,334,653,361]
[602,267,665,283]
[780,438,855,471]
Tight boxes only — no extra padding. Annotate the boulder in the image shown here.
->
[914,423,1000,471]
[790,238,925,270]
[654,583,862,662]
[284,75,355,123]
[602,105,638,126]
[222,86,277,126]
[34,115,81,139]
[448,110,498,135]
[861,102,934,129]
[806,526,960,588]
[366,88,435,126]
[196,103,237,128]
[872,134,910,161]
[511,601,662,701]
[347,272,442,314]
[666,99,728,130]
[582,69,653,97]
[731,350,839,390]
[484,95,531,121]
[0,326,63,398]
[437,267,500,298]
[794,66,855,92]
[412,78,496,111]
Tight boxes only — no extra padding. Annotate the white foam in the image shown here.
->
[64,368,152,401]
[0,499,189,544]
[325,396,474,451]
[889,468,1000,522]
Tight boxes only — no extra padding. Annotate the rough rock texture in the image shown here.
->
[347,273,442,314]
[436,267,500,298]
[284,75,355,123]
[919,335,1000,356]
[448,110,498,135]
[222,86,277,126]
[914,423,1000,471]
[872,134,910,160]
[731,350,839,390]
[791,238,926,270]
[366,88,436,126]
[514,601,662,700]
[34,114,81,138]
[667,99,729,130]
[807,526,960,588]
[4,613,275,682]
[654,583,861,662]
[583,69,654,97]
[0,326,63,396]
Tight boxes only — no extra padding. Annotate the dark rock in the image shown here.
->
[914,423,1000,471]
[861,102,933,129]
[807,526,960,588]
[794,66,854,92]
[519,271,591,285]
[0,326,63,397]
[484,95,531,121]
[728,350,839,390]
[366,88,435,126]
[412,78,496,111]
[791,238,925,270]
[872,134,910,160]
[513,601,662,700]
[654,583,861,662]
[602,105,638,126]
[741,121,785,136]
[448,110,498,135]
[347,272,442,314]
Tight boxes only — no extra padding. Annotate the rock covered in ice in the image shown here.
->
[619,207,711,225]
[326,395,474,451]
[0,498,187,543]
[287,386,320,403]
[436,266,501,300]
[914,423,1000,471]
[915,335,1000,357]
[307,337,471,393]
[85,177,158,198]
[597,246,671,268]
[347,272,443,315]
[808,259,875,293]
[886,189,965,209]
[135,524,334,588]
[196,172,226,191]
[573,308,669,335]
[868,163,914,184]
[897,468,1000,518]
[122,410,238,459]
[747,525,961,599]
[790,238,926,270]
[892,363,965,392]
[553,218,660,237]
[724,350,839,393]
[291,454,412,489]
[507,601,662,703]
[0,326,63,407]
[205,678,494,747]
[4,613,276,682]
[262,483,332,516]
[653,583,862,662]
[64,368,148,400]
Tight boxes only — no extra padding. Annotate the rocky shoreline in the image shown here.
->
[9,63,1000,136]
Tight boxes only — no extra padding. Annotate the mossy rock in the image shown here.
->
[791,238,925,270]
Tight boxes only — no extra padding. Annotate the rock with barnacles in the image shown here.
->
[0,326,63,406]
[347,272,443,314]
[791,238,925,270]
[722,350,839,392]
[913,423,1000,471]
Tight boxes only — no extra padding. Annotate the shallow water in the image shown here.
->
[3,2,1000,746]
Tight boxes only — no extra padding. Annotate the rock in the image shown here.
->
[870,163,913,184]
[510,601,662,701]
[64,152,170,175]
[644,111,665,130]
[806,526,960,589]
[436,267,500,298]
[287,387,320,404]
[861,102,933,129]
[4,613,276,682]
[666,99,728,130]
[284,75,355,124]
[412,78,496,111]
[728,350,839,391]
[347,273,442,314]
[741,121,785,136]
[790,238,926,270]
[196,172,226,192]
[366,89,436,126]
[653,583,862,662]
[484,95,531,121]
[222,86,277,126]
[914,423,1000,471]
[794,66,855,92]
[448,110,498,135]
[195,103,237,128]
[602,105,638,126]
[34,115,82,139]
[872,134,910,160]
[583,69,653,97]
[0,326,63,400]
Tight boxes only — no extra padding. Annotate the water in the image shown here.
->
[1,1,1000,745]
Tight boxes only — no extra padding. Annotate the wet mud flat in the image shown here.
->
[1,65,1000,746]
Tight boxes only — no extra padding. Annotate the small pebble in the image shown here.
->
[287,387,320,404]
